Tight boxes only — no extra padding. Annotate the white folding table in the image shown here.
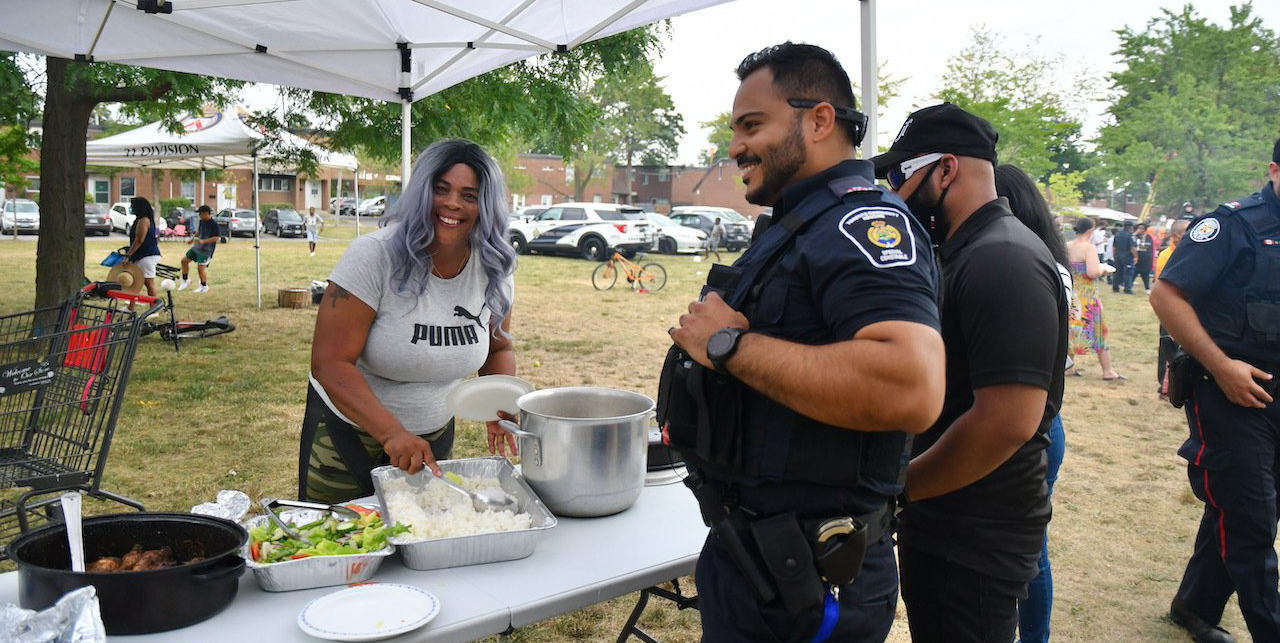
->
[0,477,708,642]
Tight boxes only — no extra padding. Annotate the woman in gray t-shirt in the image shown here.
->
[301,139,519,504]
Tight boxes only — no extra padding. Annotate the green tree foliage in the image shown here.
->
[1094,3,1280,214]
[581,59,684,202]
[698,112,732,166]
[0,54,40,196]
[935,27,1091,181]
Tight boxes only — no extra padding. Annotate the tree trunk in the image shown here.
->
[35,57,94,311]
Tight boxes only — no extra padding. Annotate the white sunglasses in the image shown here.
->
[887,153,944,190]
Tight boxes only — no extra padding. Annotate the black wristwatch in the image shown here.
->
[707,327,749,372]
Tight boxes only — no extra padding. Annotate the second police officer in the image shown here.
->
[1151,138,1280,643]
[661,43,945,642]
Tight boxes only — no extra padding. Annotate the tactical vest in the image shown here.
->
[657,174,920,490]
[1197,191,1280,363]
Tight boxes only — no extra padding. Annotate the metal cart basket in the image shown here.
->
[0,282,163,556]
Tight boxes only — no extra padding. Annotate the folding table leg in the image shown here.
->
[616,578,699,643]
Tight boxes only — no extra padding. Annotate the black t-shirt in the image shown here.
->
[1113,229,1134,254]
[710,160,942,518]
[897,198,1067,582]
[196,218,220,256]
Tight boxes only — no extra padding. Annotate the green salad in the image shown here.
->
[248,505,409,563]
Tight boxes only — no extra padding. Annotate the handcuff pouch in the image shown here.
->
[749,512,825,615]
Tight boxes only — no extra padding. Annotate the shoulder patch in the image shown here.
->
[839,207,918,268]
[1188,217,1220,243]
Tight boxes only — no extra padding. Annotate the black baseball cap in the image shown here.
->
[872,103,999,179]
[196,205,212,214]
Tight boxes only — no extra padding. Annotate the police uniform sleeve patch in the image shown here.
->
[839,207,918,268]
[1188,217,1221,243]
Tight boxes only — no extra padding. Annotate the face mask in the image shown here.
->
[902,162,950,245]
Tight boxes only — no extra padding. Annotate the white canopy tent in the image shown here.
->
[1,0,882,174]
[86,105,359,307]
[1078,205,1139,222]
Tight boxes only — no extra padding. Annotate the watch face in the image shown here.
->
[708,330,733,358]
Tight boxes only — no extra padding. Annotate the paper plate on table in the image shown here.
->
[446,375,534,421]
[297,583,440,641]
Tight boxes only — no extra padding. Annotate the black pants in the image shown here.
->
[1133,253,1153,290]
[899,546,1027,643]
[1174,378,1280,643]
[697,532,898,643]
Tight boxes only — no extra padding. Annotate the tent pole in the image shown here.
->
[859,0,878,159]
[199,167,206,210]
[253,154,261,309]
[401,101,411,196]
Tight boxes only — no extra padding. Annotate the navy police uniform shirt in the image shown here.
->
[719,159,941,518]
[1160,182,1280,363]
[897,197,1067,584]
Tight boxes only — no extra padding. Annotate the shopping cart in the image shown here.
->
[0,282,163,556]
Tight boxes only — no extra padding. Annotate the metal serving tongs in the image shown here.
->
[260,499,364,545]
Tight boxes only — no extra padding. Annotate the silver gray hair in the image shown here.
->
[381,139,516,335]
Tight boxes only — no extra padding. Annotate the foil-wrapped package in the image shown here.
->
[190,489,251,522]
[0,586,105,643]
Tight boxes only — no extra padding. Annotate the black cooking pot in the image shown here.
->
[7,512,247,634]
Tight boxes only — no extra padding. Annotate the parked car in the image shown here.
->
[84,204,112,236]
[263,208,305,237]
[357,195,387,217]
[510,205,546,223]
[215,208,259,237]
[2,199,40,235]
[507,202,657,261]
[645,212,706,254]
[109,201,168,236]
[668,207,752,251]
[329,197,356,216]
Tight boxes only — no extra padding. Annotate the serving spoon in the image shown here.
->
[434,476,518,513]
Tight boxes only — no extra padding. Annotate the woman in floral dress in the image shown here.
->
[1066,217,1123,380]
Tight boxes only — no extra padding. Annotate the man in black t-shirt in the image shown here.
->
[178,205,221,293]
[873,103,1068,643]
[1113,221,1136,293]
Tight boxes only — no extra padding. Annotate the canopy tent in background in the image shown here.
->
[0,0,883,176]
[86,105,359,307]
[1078,205,1140,222]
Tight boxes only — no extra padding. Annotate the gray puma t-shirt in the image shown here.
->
[322,226,513,434]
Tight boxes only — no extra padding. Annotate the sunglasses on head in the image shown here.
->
[886,153,944,191]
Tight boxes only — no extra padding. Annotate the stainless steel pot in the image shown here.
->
[498,386,653,517]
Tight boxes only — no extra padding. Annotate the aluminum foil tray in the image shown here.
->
[371,457,557,571]
[243,503,393,592]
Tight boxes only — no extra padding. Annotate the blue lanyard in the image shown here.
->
[810,588,839,643]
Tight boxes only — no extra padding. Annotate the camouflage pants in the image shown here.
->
[298,381,454,504]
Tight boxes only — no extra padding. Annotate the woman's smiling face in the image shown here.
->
[431,162,480,247]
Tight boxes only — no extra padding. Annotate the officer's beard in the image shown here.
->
[741,118,806,206]
[903,162,951,246]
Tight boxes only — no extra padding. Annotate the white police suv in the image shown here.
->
[508,202,657,261]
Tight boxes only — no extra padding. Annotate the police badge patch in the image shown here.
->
[840,207,918,268]
[1189,217,1221,243]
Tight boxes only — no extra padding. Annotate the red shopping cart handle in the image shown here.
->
[82,281,159,304]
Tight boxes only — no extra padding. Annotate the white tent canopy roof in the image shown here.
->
[2,0,732,104]
[85,105,357,171]
[1078,205,1139,222]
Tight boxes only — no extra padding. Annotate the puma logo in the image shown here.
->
[453,305,485,329]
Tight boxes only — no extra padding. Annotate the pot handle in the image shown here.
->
[497,420,541,467]
[192,555,247,584]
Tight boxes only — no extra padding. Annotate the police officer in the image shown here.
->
[1151,138,1280,643]
[661,43,945,643]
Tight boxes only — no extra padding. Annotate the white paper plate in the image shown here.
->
[297,583,440,641]
[1100,264,1117,274]
[446,375,534,421]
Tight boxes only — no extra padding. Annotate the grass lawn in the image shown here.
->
[0,221,1266,642]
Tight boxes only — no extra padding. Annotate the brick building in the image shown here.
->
[605,159,755,218]
[508,153,612,209]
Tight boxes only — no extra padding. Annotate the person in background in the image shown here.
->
[1113,221,1136,294]
[1091,223,1107,264]
[1102,225,1116,285]
[875,103,1067,643]
[305,206,325,257]
[121,196,162,300]
[704,216,725,262]
[1066,218,1124,381]
[1151,138,1280,643]
[1156,219,1191,280]
[1155,218,1192,400]
[178,205,220,293]
[302,139,519,504]
[1132,222,1157,292]
[994,164,1071,643]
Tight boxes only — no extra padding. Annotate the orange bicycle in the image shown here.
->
[591,251,667,292]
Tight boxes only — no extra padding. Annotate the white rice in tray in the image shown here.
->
[383,475,532,540]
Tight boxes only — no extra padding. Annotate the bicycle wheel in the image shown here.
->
[162,320,237,340]
[638,263,667,292]
[591,262,618,290]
